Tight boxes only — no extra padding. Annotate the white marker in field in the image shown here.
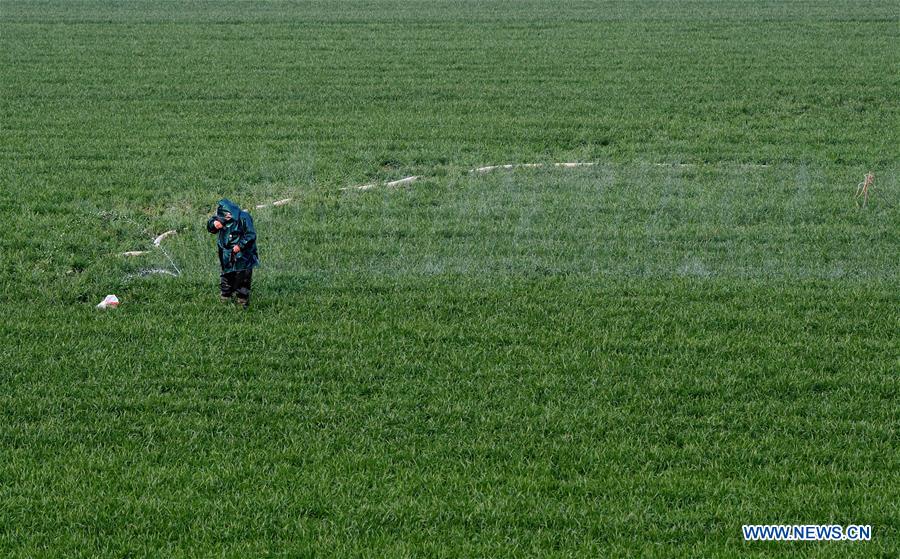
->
[342,176,420,191]
[153,230,177,247]
[386,176,419,187]
[554,162,596,168]
[343,162,596,191]
[469,162,595,173]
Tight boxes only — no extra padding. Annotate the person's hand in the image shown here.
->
[232,245,241,253]
[213,220,224,230]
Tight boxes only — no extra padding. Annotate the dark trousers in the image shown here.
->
[221,269,252,302]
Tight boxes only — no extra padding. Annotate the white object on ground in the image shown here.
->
[351,183,377,191]
[153,230,177,247]
[478,163,540,172]
[348,162,598,189]
[122,250,149,257]
[342,176,419,191]
[469,162,594,173]
[554,162,596,168]
[470,165,501,173]
[652,162,769,169]
[471,164,521,173]
[96,294,120,309]
[386,176,419,187]
[255,197,293,208]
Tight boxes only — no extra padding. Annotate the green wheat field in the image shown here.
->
[1,1,898,557]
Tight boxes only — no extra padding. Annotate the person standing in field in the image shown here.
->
[207,199,259,308]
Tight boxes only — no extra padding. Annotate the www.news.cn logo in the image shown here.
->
[743,524,872,542]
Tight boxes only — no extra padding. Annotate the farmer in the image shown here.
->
[207,199,259,308]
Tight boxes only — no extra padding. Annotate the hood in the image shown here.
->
[216,199,241,221]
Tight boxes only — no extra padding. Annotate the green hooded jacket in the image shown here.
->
[206,199,259,273]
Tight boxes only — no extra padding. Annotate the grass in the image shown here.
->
[1,1,898,557]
